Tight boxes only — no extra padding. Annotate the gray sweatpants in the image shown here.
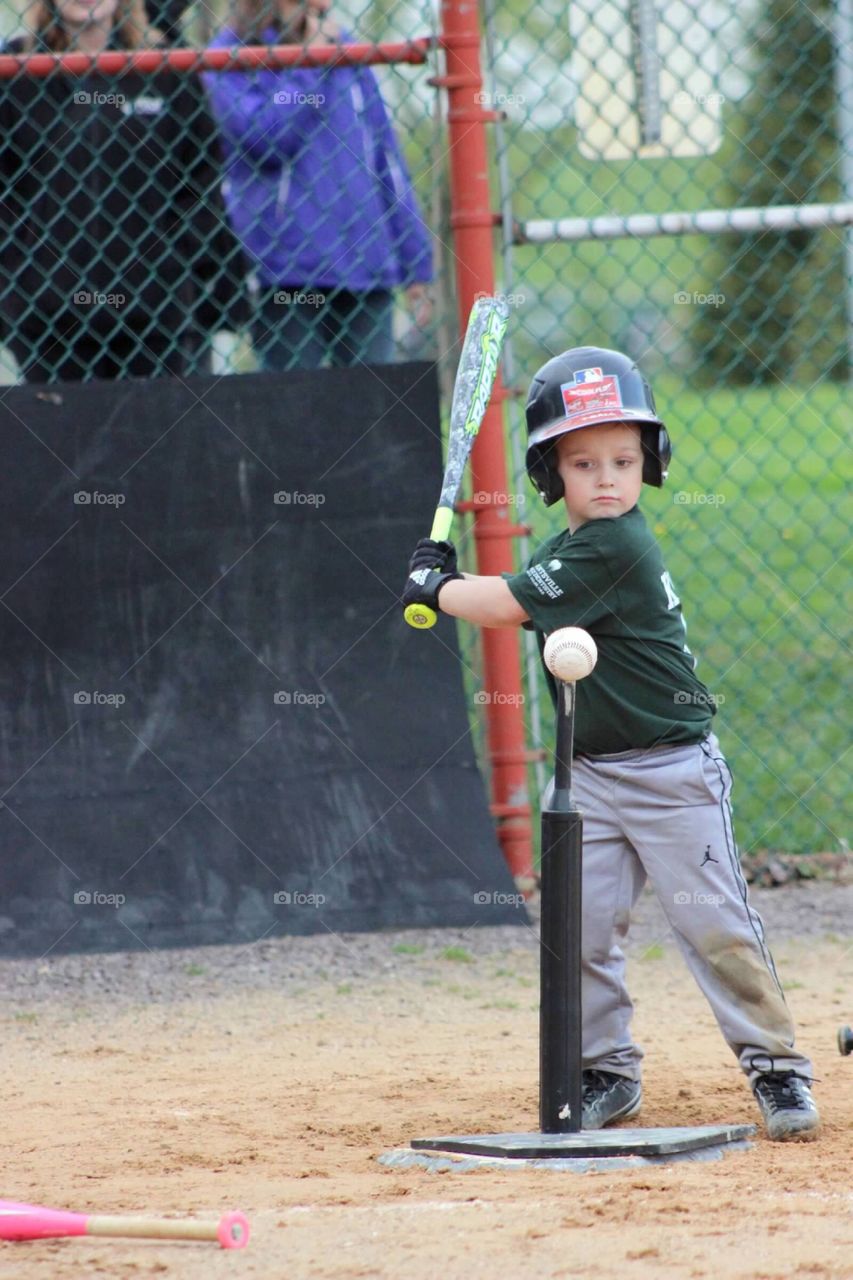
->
[561,732,812,1085]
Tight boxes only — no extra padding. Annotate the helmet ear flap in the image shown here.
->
[641,425,672,487]
[529,443,564,506]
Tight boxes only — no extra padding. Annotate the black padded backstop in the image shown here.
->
[0,363,521,956]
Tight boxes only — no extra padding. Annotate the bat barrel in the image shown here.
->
[0,1203,89,1240]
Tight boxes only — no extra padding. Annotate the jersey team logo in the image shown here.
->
[560,370,623,421]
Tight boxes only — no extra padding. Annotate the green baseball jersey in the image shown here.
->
[505,506,715,754]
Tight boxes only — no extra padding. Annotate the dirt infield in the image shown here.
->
[1,882,851,1280]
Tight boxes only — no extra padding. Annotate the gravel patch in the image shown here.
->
[0,881,849,1012]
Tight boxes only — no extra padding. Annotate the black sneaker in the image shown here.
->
[581,1069,642,1130]
[752,1072,820,1141]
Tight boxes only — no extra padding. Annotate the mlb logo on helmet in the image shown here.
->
[560,369,623,420]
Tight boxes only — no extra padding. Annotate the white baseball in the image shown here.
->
[543,627,598,683]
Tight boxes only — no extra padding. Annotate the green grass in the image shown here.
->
[439,946,475,964]
[509,378,849,856]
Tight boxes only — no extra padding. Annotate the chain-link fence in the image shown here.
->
[0,0,445,383]
[0,0,848,860]
[484,0,850,857]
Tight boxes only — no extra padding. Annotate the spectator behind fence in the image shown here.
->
[0,0,247,382]
[203,0,434,371]
[143,0,186,43]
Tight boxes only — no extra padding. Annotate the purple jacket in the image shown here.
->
[203,29,433,290]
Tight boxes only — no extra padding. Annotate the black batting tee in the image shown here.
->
[505,506,715,755]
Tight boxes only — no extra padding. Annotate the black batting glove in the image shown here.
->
[407,537,458,577]
[401,565,462,614]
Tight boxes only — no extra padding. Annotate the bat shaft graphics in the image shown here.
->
[404,297,509,631]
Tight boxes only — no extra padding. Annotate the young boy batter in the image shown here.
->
[402,346,819,1141]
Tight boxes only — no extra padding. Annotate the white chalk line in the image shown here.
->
[282,1200,506,1215]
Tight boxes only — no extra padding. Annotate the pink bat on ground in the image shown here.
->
[0,1199,249,1248]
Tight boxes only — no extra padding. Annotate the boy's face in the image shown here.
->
[555,422,644,531]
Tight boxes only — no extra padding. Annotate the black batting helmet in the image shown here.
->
[525,347,672,506]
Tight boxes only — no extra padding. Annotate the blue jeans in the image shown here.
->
[252,287,394,371]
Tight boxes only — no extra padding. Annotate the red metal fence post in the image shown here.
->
[437,0,532,881]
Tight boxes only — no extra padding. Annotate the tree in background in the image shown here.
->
[694,0,847,384]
